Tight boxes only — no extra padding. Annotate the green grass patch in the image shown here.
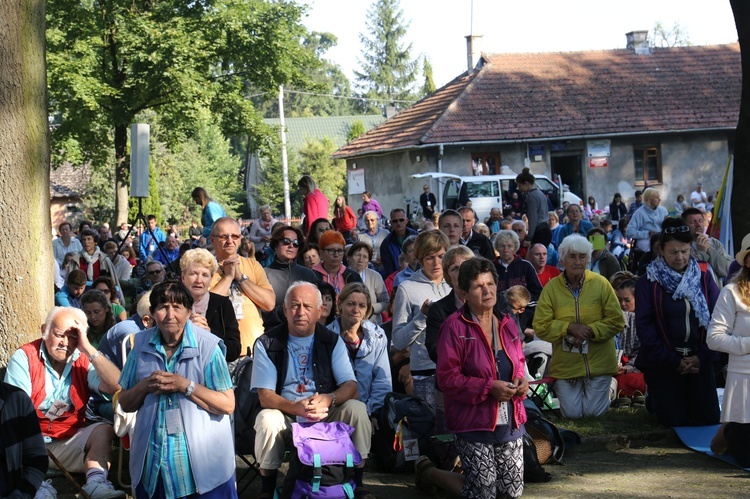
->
[549,407,667,438]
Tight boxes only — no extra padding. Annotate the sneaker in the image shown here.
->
[414,456,437,495]
[34,479,57,499]
[81,480,126,499]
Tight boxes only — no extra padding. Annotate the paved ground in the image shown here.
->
[50,430,750,498]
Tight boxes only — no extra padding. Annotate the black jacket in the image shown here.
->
[206,292,241,361]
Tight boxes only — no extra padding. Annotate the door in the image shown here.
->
[443,178,461,212]
[551,154,584,200]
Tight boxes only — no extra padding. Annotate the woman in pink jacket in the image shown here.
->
[298,175,330,236]
[418,257,528,499]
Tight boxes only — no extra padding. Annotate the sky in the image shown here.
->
[299,0,739,89]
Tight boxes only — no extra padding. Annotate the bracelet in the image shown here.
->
[89,351,102,362]
[330,392,336,409]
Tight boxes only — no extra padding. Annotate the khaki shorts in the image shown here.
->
[47,422,109,474]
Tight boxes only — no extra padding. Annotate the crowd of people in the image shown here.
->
[4,174,746,499]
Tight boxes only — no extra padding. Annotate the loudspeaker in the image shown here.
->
[130,124,150,198]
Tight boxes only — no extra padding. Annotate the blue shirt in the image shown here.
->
[139,227,167,261]
[119,327,232,498]
[54,285,82,308]
[251,333,356,405]
[201,201,227,238]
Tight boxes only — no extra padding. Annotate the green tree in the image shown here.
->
[651,22,691,47]
[47,0,320,225]
[347,121,367,142]
[298,137,347,207]
[354,0,418,112]
[421,56,437,97]
[127,163,162,224]
[256,148,301,216]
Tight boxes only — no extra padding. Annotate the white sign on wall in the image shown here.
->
[587,140,611,158]
[347,168,366,195]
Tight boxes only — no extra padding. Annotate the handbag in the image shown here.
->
[111,389,137,439]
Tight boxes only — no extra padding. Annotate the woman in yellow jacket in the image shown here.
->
[534,234,625,418]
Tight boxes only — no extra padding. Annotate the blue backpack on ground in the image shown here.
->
[280,422,362,499]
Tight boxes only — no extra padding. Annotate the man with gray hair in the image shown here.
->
[5,307,125,498]
[250,281,372,498]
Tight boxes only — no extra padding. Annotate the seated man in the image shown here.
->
[0,382,49,498]
[4,307,125,499]
[251,282,372,499]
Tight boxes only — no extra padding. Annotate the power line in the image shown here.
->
[247,89,417,106]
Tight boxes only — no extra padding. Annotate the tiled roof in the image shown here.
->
[50,162,90,198]
[264,115,385,151]
[334,43,741,158]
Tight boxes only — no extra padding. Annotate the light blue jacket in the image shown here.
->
[626,204,669,241]
[328,319,392,415]
[202,201,227,238]
[127,326,234,494]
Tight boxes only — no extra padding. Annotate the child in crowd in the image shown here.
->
[610,272,647,407]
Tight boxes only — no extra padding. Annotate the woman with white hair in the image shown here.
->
[626,187,668,262]
[492,230,543,299]
[247,204,277,255]
[534,235,625,418]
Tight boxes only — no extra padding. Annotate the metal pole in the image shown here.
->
[279,85,291,222]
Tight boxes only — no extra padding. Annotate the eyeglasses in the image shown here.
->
[324,248,345,256]
[391,218,406,223]
[281,238,300,248]
[213,234,241,242]
[147,269,164,275]
[664,226,690,234]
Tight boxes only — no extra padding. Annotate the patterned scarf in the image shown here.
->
[646,255,710,327]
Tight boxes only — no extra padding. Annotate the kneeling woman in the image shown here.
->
[118,280,237,499]
[430,257,528,499]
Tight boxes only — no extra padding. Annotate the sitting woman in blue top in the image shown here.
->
[635,217,720,427]
[327,283,392,426]
[118,280,236,499]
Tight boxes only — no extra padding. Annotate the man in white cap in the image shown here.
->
[690,182,708,211]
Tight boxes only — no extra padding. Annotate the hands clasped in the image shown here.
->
[147,370,189,395]
[295,392,332,422]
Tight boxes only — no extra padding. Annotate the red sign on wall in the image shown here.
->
[589,157,608,168]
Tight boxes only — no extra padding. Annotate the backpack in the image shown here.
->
[523,399,567,465]
[374,392,436,472]
[280,422,362,499]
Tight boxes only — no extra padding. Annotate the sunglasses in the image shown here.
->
[391,218,406,223]
[281,237,300,248]
[664,226,690,234]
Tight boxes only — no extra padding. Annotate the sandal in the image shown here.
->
[414,456,437,495]
[631,390,645,407]
[613,390,631,408]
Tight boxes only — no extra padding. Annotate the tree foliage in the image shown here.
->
[347,121,367,143]
[421,56,437,97]
[354,0,418,112]
[47,0,320,224]
[651,22,692,47]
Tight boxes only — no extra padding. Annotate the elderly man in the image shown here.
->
[136,260,166,296]
[485,207,503,235]
[690,183,709,211]
[380,208,417,276]
[138,215,166,262]
[528,243,561,287]
[210,217,275,356]
[682,208,733,280]
[152,234,180,267]
[5,307,125,498]
[251,282,371,499]
[53,221,83,265]
[458,206,495,260]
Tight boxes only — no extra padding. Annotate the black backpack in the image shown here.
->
[374,392,436,472]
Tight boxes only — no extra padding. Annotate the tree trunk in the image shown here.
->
[731,0,750,253]
[0,0,53,363]
[114,123,130,225]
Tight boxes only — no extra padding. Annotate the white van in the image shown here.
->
[412,172,582,223]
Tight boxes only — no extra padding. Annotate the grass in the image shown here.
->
[548,406,667,438]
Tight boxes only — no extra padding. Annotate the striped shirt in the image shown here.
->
[119,326,232,497]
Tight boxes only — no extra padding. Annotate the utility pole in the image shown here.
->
[279,85,291,221]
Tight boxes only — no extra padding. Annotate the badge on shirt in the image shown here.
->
[230,288,244,319]
[497,401,510,426]
[165,408,184,434]
[45,400,70,421]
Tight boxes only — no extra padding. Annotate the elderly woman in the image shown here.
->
[626,187,668,262]
[358,210,389,268]
[709,245,750,466]
[392,230,451,409]
[534,235,625,419]
[118,280,237,499]
[312,231,362,293]
[347,242,389,324]
[301,242,321,270]
[327,283,392,424]
[636,217,720,426]
[247,205,277,255]
[421,257,527,499]
[180,248,241,362]
[493,230,543,299]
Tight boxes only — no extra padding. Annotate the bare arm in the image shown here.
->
[77,334,121,395]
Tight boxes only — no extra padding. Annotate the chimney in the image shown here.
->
[465,34,483,72]
[626,30,651,55]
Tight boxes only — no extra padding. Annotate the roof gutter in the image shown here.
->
[333,126,734,160]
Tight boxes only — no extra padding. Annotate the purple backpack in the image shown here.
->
[280,422,362,499]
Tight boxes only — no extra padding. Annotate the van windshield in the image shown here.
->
[466,181,500,199]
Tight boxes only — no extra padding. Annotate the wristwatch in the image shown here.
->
[185,381,195,397]
[237,273,248,283]
[329,392,336,409]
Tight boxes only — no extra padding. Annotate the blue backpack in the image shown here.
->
[280,422,362,499]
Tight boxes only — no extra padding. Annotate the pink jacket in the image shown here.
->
[302,189,330,235]
[437,305,527,433]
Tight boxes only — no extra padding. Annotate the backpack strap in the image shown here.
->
[312,454,322,493]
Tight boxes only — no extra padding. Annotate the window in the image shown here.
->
[465,181,500,198]
[471,153,501,175]
[634,146,661,184]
